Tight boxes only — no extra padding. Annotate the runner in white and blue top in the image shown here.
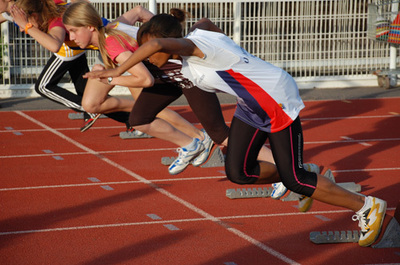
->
[182,28,305,133]
[85,12,387,247]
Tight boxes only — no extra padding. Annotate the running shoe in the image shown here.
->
[352,196,387,247]
[80,113,101,132]
[119,127,153,139]
[271,163,320,200]
[168,138,204,175]
[271,182,289,200]
[297,163,320,212]
[192,129,214,167]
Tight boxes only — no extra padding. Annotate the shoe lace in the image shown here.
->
[174,148,185,162]
[352,213,367,232]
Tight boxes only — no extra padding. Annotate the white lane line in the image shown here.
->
[0,148,176,159]
[341,136,372,146]
[2,165,400,192]
[0,208,395,237]
[2,137,400,159]
[0,176,225,192]
[1,112,399,134]
[305,137,400,145]
[13,111,298,265]
[301,113,400,121]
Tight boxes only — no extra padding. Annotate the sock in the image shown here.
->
[356,195,369,214]
[183,138,198,151]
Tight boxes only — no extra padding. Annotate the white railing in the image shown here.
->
[0,0,395,98]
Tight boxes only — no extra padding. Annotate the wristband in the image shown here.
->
[24,23,33,34]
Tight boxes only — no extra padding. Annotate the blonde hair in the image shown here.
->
[63,0,137,68]
[16,0,66,32]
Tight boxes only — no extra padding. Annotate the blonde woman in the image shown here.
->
[63,1,212,175]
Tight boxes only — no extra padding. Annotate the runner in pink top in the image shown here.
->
[63,1,213,175]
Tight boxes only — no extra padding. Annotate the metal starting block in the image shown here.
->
[372,200,400,248]
[311,201,400,248]
[119,131,153,139]
[161,146,225,168]
[226,187,273,199]
[226,169,361,201]
[68,112,107,120]
[310,230,360,244]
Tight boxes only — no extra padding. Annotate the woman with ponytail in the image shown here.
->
[10,0,131,132]
[63,1,213,175]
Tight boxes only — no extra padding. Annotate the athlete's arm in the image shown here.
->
[10,5,64,53]
[84,38,200,79]
[98,50,154,87]
[113,5,154,25]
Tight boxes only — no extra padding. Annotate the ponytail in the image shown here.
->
[137,8,188,45]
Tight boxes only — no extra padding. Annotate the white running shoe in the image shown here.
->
[352,196,387,247]
[271,163,320,200]
[297,163,320,212]
[168,138,204,175]
[192,129,214,167]
[271,182,288,200]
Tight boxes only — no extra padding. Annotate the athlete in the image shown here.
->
[63,1,213,175]
[9,0,132,131]
[85,10,387,247]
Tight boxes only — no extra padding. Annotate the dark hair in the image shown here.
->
[137,8,187,45]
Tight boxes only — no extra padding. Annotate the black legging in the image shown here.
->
[35,54,130,124]
[225,116,318,197]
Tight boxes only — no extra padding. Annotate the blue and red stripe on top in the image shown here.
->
[217,69,293,133]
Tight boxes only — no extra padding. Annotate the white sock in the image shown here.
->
[183,138,198,151]
[356,195,369,214]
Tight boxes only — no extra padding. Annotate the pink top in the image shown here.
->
[105,35,138,64]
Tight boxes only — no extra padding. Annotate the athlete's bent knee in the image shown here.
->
[225,163,258,185]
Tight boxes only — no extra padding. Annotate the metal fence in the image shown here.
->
[0,0,396,98]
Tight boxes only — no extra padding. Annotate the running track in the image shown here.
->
[0,98,399,265]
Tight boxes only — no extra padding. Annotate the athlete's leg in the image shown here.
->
[82,77,135,114]
[269,117,364,211]
[129,84,202,146]
[225,117,279,185]
[183,87,229,144]
[35,55,86,112]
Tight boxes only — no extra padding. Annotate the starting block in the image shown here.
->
[310,230,360,244]
[161,145,225,168]
[119,130,153,139]
[226,187,273,199]
[68,112,107,120]
[226,169,361,201]
[310,201,400,248]
[372,200,400,248]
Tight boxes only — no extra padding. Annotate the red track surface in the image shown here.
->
[1,98,400,265]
